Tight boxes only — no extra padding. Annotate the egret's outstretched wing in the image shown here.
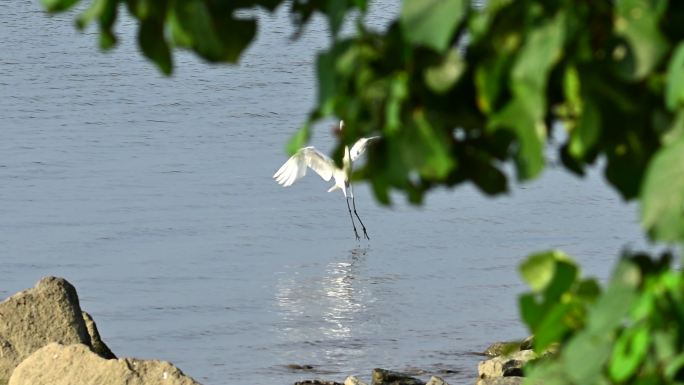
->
[349,136,380,162]
[273,146,336,187]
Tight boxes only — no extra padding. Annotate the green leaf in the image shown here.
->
[41,0,80,12]
[519,250,574,293]
[666,42,684,111]
[316,47,340,116]
[400,0,467,52]
[465,150,508,195]
[523,361,569,385]
[614,0,667,80]
[519,293,542,329]
[544,260,578,301]
[98,0,117,48]
[425,48,465,94]
[76,0,118,49]
[575,279,601,301]
[76,0,109,29]
[488,98,544,179]
[641,137,684,241]
[401,111,454,179]
[211,18,257,63]
[586,261,639,335]
[488,11,565,180]
[287,123,310,155]
[167,0,257,64]
[664,354,684,380]
[609,325,649,382]
[510,11,565,106]
[385,73,408,134]
[534,302,572,352]
[127,0,156,19]
[569,102,600,159]
[169,0,222,55]
[475,55,512,115]
[563,65,581,108]
[138,18,173,75]
[325,0,347,37]
[467,0,513,42]
[563,332,613,384]
[661,110,684,146]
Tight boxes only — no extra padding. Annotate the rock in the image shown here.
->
[0,277,94,383]
[287,364,316,371]
[82,311,115,359]
[345,376,369,385]
[294,381,343,385]
[475,377,523,385]
[482,341,522,357]
[8,343,201,385]
[478,350,536,379]
[371,368,424,385]
[425,376,449,385]
[483,336,535,357]
[519,336,534,351]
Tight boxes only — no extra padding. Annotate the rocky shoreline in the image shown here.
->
[0,277,539,385]
[290,339,541,385]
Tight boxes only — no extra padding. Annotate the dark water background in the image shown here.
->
[1,1,649,384]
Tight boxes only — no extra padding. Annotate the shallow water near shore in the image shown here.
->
[1,1,650,384]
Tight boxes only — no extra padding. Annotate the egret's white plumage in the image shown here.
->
[273,146,342,191]
[273,120,379,240]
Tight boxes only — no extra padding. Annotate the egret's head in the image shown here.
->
[332,120,344,137]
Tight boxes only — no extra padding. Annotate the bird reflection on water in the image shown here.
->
[274,247,372,370]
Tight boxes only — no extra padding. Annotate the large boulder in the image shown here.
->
[9,343,201,385]
[0,277,112,383]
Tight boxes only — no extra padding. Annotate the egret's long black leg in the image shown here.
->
[346,198,360,241]
[351,196,370,240]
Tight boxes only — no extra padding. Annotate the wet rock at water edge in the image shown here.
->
[482,336,534,357]
[0,277,112,384]
[345,375,369,385]
[425,376,450,385]
[478,350,536,379]
[519,336,534,351]
[294,380,343,385]
[288,364,317,371]
[371,368,425,385]
[483,342,519,358]
[8,343,201,385]
[475,377,524,385]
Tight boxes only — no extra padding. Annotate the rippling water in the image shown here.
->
[1,1,649,384]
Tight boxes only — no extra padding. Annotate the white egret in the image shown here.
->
[273,120,380,240]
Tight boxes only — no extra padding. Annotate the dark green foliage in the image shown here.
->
[40,0,684,241]
[520,251,684,385]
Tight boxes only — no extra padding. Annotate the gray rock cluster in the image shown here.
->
[296,368,451,385]
[294,339,546,385]
[476,338,539,385]
[0,276,200,385]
